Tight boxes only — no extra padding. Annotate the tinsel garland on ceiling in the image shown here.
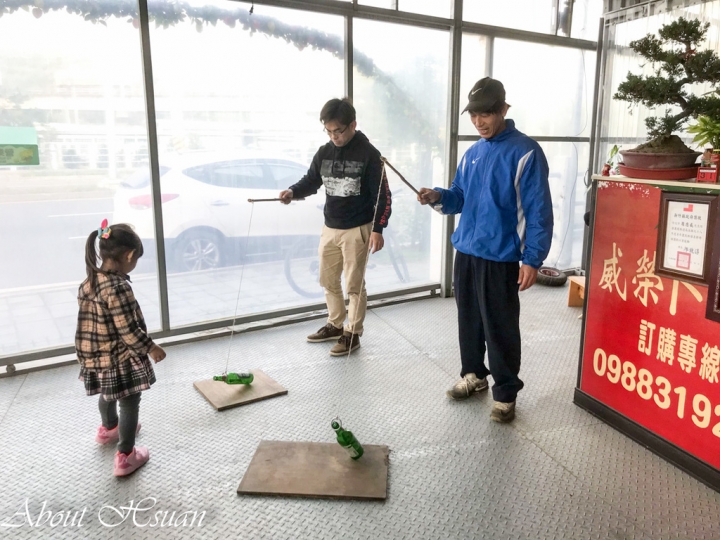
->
[1,0,438,144]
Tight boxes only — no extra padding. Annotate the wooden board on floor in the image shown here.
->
[193,369,287,411]
[237,440,389,500]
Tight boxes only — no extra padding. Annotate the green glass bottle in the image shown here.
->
[213,372,254,385]
[331,417,364,460]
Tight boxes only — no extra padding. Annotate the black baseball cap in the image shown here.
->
[462,77,506,114]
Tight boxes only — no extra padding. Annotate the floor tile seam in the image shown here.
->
[368,302,452,347]
[513,423,655,540]
[0,375,28,430]
[369,303,579,349]
[368,304,579,383]
[518,417,605,438]
[368,308,459,381]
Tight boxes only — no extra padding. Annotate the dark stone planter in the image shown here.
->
[619,150,701,169]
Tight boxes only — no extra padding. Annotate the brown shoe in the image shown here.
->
[330,333,360,356]
[307,323,344,343]
[490,401,516,423]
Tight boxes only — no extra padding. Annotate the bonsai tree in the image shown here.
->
[614,17,720,153]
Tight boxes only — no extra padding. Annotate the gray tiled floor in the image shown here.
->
[0,286,718,539]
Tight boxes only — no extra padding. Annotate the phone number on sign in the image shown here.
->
[592,347,720,437]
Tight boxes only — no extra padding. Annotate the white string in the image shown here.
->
[222,162,386,374]
[345,159,388,361]
[224,202,256,375]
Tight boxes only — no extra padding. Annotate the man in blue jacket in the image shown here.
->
[418,77,553,423]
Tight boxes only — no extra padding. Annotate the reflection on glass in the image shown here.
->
[144,1,343,326]
[539,142,589,270]
[464,0,555,34]
[459,34,489,136]
[492,39,595,138]
[353,19,450,291]
[0,4,160,356]
[571,0,604,40]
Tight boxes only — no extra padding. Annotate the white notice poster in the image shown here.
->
[663,200,710,277]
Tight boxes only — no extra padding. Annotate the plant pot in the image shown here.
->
[618,164,698,181]
[619,150,701,169]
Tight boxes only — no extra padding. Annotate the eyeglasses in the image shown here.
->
[323,125,348,137]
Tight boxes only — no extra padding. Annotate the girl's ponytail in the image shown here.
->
[85,230,100,288]
[84,221,143,289]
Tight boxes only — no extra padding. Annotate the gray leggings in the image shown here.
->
[98,392,141,455]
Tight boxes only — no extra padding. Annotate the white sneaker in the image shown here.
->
[446,373,489,400]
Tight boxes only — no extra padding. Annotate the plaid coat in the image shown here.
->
[75,271,155,371]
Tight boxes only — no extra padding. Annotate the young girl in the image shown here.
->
[76,220,166,477]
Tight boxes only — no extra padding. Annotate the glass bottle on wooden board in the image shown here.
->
[331,417,364,460]
[213,372,254,385]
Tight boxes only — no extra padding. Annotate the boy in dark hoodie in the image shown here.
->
[279,98,391,356]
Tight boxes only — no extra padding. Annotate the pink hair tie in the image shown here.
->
[98,219,112,239]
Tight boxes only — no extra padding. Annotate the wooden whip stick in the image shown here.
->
[380,157,443,214]
[380,157,421,195]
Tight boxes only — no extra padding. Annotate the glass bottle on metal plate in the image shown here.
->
[213,372,254,385]
[331,417,364,460]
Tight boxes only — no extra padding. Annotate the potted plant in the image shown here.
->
[687,115,720,154]
[613,17,720,177]
[688,115,720,182]
[601,144,620,176]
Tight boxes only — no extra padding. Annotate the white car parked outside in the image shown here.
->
[113,152,325,272]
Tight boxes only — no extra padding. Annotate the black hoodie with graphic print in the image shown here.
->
[288,131,391,234]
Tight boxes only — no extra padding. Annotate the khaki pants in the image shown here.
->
[318,223,372,335]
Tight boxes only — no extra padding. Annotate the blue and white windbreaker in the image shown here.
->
[434,120,553,269]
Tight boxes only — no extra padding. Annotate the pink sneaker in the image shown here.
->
[96,423,142,445]
[113,446,150,477]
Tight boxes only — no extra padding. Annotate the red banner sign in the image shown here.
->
[581,180,720,470]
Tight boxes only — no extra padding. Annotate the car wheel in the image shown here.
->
[536,266,568,287]
[174,231,223,272]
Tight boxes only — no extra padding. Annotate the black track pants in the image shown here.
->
[454,251,524,403]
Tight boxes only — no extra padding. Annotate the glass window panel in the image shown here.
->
[459,34,490,136]
[401,0,452,18]
[0,4,160,357]
[541,142,589,270]
[147,0,343,327]
[269,162,308,188]
[204,162,266,189]
[464,0,555,34]
[120,166,170,189]
[492,39,596,138]
[571,0,604,40]
[353,19,450,291]
[359,0,394,8]
[358,1,452,19]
